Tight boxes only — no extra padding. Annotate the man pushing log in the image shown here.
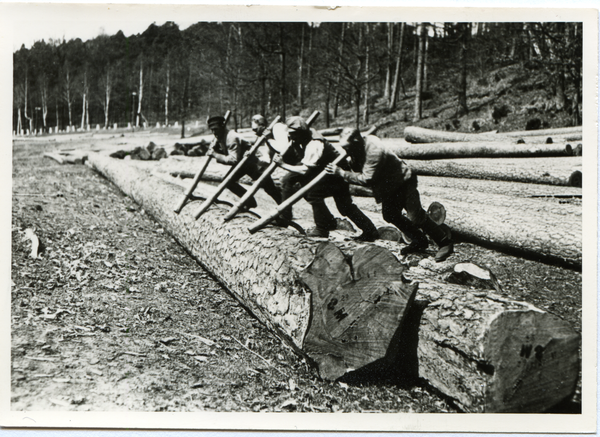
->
[326,128,454,262]
[204,114,281,211]
[271,117,379,241]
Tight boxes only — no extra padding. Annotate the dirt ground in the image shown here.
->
[10,130,582,414]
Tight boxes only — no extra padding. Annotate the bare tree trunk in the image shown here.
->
[23,69,33,133]
[389,23,405,111]
[363,23,370,126]
[40,82,48,131]
[334,23,345,118]
[423,26,429,92]
[457,23,469,117]
[279,24,286,121]
[136,63,144,127]
[80,70,87,130]
[325,80,331,128]
[55,97,59,132]
[413,23,425,121]
[103,70,112,129]
[297,23,305,108]
[17,107,22,133]
[165,64,170,126]
[384,23,393,102]
[65,69,72,127]
[306,25,313,99]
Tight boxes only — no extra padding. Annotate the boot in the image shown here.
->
[346,205,380,242]
[392,215,429,255]
[421,217,454,262]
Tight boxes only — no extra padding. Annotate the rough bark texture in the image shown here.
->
[384,140,574,159]
[86,153,416,382]
[156,157,582,266]
[404,156,582,187]
[416,182,582,268]
[404,126,582,144]
[86,153,580,412]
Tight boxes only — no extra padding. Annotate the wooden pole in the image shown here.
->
[248,151,348,234]
[193,116,281,219]
[173,110,231,214]
[223,110,320,221]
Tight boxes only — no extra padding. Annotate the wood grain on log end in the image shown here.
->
[300,243,418,380]
[483,310,580,412]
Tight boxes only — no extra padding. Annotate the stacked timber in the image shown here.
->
[405,126,582,144]
[87,152,580,413]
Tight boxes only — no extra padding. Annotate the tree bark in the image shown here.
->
[297,23,305,108]
[413,23,425,121]
[363,23,370,126]
[383,139,576,159]
[137,63,144,128]
[389,23,405,111]
[334,23,345,118]
[87,153,580,412]
[456,23,469,117]
[80,70,88,130]
[404,126,582,144]
[404,156,582,187]
[165,64,170,126]
[86,153,417,382]
[383,23,393,102]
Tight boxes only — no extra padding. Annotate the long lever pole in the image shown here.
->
[173,110,231,214]
[193,116,281,219]
[223,110,320,222]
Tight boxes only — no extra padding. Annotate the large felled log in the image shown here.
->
[404,126,582,144]
[347,176,582,268]
[87,152,580,412]
[416,180,582,268]
[87,152,416,382]
[405,156,582,187]
[401,257,580,413]
[382,140,574,160]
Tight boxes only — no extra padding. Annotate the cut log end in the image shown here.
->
[300,243,418,381]
[484,310,580,413]
[569,170,582,188]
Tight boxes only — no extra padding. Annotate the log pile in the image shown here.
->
[86,152,580,413]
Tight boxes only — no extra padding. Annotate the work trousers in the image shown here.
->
[380,176,429,243]
[280,171,376,234]
[225,157,281,208]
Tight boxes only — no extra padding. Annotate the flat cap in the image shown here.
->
[285,116,308,132]
[207,115,225,127]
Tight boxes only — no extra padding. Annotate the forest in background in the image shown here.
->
[12,22,583,136]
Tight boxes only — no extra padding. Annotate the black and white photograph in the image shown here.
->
[1,3,597,433]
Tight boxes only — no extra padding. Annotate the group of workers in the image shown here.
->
[204,113,454,263]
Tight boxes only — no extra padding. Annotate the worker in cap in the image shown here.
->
[251,115,268,136]
[205,114,282,210]
[326,128,453,262]
[271,116,379,241]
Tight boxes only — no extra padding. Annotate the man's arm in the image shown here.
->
[209,132,241,165]
[326,148,379,187]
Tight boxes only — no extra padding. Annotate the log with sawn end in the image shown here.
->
[381,139,574,160]
[404,126,582,144]
[87,152,580,413]
[87,152,415,382]
[404,156,582,187]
